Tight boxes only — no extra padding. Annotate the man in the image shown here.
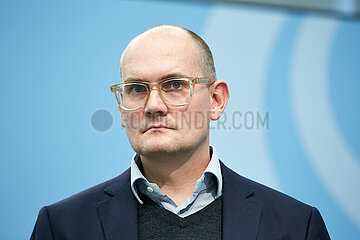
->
[31,25,330,239]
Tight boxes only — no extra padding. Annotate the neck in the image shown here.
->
[139,142,211,205]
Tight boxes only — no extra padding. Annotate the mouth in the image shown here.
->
[143,124,174,133]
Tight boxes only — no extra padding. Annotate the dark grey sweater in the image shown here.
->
[138,195,223,240]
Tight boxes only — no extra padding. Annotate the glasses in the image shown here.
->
[110,77,215,111]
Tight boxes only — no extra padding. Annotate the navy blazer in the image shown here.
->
[31,162,330,239]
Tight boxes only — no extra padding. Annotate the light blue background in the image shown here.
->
[1,0,359,239]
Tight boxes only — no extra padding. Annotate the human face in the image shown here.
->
[120,31,212,158]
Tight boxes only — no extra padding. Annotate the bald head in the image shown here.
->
[120,25,216,80]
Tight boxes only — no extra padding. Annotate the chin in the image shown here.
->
[144,141,178,153]
[133,138,187,157]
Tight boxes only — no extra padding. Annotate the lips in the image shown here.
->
[144,124,173,133]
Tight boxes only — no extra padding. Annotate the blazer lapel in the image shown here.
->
[221,162,262,240]
[95,163,261,240]
[96,169,138,240]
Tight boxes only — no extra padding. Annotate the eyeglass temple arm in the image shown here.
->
[110,85,121,105]
[110,85,117,93]
[193,77,215,84]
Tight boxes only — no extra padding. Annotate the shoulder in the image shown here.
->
[221,161,314,213]
[244,173,312,211]
[46,168,131,213]
[221,162,330,238]
[31,169,132,239]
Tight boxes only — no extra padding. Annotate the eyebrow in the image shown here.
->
[160,72,189,80]
[123,72,190,83]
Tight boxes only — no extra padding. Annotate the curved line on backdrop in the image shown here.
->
[201,4,284,190]
[290,16,360,229]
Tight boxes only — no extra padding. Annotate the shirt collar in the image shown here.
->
[130,154,146,204]
[130,145,223,204]
[204,146,223,198]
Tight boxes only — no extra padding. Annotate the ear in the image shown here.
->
[117,105,126,127]
[210,80,230,120]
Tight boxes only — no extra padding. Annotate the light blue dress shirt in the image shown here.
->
[130,146,223,218]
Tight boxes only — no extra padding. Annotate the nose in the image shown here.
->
[144,87,168,117]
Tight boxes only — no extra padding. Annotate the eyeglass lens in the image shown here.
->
[117,79,192,110]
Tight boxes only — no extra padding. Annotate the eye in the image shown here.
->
[124,84,147,94]
[132,84,146,93]
[171,81,182,89]
[162,79,188,90]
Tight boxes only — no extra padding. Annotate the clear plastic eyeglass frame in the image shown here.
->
[110,77,215,111]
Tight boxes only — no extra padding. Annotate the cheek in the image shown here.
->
[187,97,212,121]
[123,111,144,130]
[174,109,210,132]
[176,94,210,127]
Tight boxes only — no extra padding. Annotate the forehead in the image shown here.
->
[121,30,203,81]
